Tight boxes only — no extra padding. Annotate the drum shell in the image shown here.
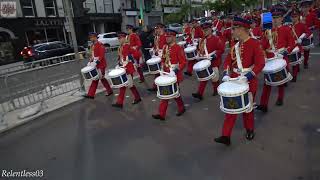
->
[193,60,215,81]
[81,66,99,81]
[288,52,303,66]
[107,68,129,88]
[155,75,180,99]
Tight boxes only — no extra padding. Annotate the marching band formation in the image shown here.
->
[81,0,320,146]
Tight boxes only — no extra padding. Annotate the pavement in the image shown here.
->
[0,47,320,180]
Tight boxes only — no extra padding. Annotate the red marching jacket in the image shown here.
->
[223,38,265,92]
[118,44,136,75]
[186,26,204,43]
[127,33,142,60]
[251,26,263,39]
[198,35,225,67]
[154,34,166,50]
[212,19,224,33]
[161,43,187,83]
[91,41,106,69]
[305,10,319,30]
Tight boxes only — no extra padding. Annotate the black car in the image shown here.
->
[20,41,85,63]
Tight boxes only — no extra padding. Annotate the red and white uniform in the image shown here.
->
[259,25,296,108]
[185,26,204,74]
[156,43,187,118]
[196,35,225,96]
[212,19,224,35]
[127,32,145,82]
[222,38,265,137]
[87,41,113,97]
[115,43,141,105]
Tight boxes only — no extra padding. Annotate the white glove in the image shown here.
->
[276,53,284,58]
[296,38,302,44]
[89,61,97,67]
[169,69,176,77]
[238,76,248,83]
[222,75,230,82]
[115,65,120,69]
[212,27,217,31]
[93,57,99,62]
[87,62,91,66]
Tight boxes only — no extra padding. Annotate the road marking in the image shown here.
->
[316,128,320,133]
[310,53,320,55]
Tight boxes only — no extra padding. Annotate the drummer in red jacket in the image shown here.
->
[152,29,187,121]
[256,6,296,113]
[126,24,145,82]
[112,32,142,108]
[184,19,204,76]
[192,23,225,100]
[250,17,263,40]
[84,32,113,99]
[148,23,167,92]
[214,16,265,146]
[291,9,312,81]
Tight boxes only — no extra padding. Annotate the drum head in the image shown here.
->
[184,46,196,53]
[81,66,95,73]
[218,81,249,96]
[147,57,161,65]
[178,41,186,46]
[193,60,211,71]
[263,59,287,72]
[155,75,177,86]
[108,68,126,77]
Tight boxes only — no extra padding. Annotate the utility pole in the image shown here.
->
[188,0,192,21]
[63,0,85,91]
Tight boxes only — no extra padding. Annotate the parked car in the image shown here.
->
[97,32,120,47]
[168,23,183,34]
[20,41,85,63]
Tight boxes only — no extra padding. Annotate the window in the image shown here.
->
[104,0,113,13]
[44,0,56,17]
[103,33,117,38]
[21,0,35,17]
[83,0,96,13]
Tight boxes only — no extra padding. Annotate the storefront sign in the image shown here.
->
[126,11,138,16]
[0,1,16,18]
[34,20,64,26]
[163,7,181,14]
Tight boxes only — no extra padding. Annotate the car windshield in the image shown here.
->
[103,33,117,38]
[171,24,181,27]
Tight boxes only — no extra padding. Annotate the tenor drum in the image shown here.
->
[146,57,162,74]
[288,51,303,66]
[177,41,187,48]
[155,75,180,100]
[301,37,314,50]
[262,57,292,86]
[107,68,128,88]
[81,65,99,81]
[193,59,216,81]
[218,81,251,114]
[184,46,198,60]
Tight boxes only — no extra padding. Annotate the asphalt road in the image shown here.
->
[0,48,320,180]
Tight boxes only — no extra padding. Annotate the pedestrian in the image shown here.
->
[140,25,154,62]
[84,32,113,99]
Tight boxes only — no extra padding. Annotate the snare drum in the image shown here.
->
[262,57,292,86]
[155,75,180,100]
[81,65,99,81]
[218,81,251,114]
[301,37,313,50]
[146,57,162,74]
[107,68,128,88]
[184,46,198,60]
[288,51,302,66]
[193,59,216,81]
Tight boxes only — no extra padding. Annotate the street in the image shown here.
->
[0,48,320,180]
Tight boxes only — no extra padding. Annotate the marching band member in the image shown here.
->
[250,17,263,40]
[84,32,113,99]
[192,23,225,100]
[212,13,224,36]
[214,17,265,146]
[148,23,167,92]
[112,32,142,108]
[291,9,312,82]
[301,0,319,68]
[184,19,204,76]
[256,7,296,112]
[183,22,192,44]
[126,24,145,82]
[152,29,187,121]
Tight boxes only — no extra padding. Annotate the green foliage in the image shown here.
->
[163,4,191,24]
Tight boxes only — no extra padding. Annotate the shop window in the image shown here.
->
[44,0,57,17]
[104,0,113,13]
[21,0,35,17]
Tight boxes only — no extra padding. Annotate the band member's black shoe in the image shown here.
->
[184,72,192,76]
[176,108,186,116]
[112,103,123,108]
[147,88,157,92]
[105,92,113,96]
[304,64,309,69]
[192,93,203,100]
[276,99,283,106]
[83,95,94,99]
[214,136,231,146]
[245,130,255,141]
[212,91,218,96]
[291,77,297,82]
[256,105,268,113]
[132,99,142,105]
[152,114,165,121]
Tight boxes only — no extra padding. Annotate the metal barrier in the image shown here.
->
[0,53,87,116]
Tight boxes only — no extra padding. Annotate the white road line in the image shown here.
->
[310,53,320,55]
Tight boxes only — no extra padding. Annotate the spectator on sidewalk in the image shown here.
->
[139,25,154,61]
